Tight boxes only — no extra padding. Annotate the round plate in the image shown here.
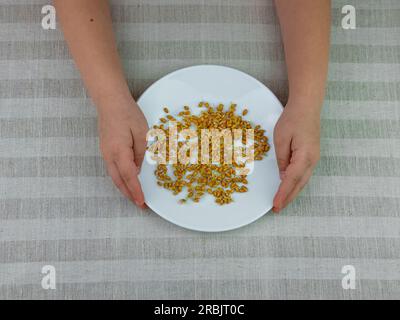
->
[138,65,283,232]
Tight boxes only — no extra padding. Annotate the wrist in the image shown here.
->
[286,94,324,113]
[284,98,322,122]
[95,90,136,114]
[287,84,326,111]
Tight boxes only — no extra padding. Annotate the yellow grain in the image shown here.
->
[153,102,270,205]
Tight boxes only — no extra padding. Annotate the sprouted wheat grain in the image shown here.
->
[151,102,270,205]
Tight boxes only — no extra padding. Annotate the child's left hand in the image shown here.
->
[272,99,321,212]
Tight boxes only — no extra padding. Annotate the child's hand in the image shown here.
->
[98,97,148,208]
[272,100,321,213]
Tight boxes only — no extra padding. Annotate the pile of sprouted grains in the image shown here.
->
[149,102,270,205]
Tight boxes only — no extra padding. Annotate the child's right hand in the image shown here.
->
[97,96,149,208]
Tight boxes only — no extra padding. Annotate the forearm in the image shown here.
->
[275,0,331,111]
[53,0,131,110]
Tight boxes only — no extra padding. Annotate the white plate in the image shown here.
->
[138,65,283,232]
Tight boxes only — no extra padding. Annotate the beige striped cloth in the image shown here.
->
[0,0,399,299]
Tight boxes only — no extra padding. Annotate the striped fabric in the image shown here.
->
[0,0,399,299]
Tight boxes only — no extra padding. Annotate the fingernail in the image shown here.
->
[279,171,286,180]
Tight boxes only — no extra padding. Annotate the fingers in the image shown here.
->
[273,149,319,213]
[274,133,291,179]
[281,167,312,209]
[106,162,135,203]
[273,158,305,212]
[132,130,147,171]
[114,149,145,207]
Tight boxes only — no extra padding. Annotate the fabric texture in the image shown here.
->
[0,0,399,299]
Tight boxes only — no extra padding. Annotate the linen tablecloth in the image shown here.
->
[0,0,399,299]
